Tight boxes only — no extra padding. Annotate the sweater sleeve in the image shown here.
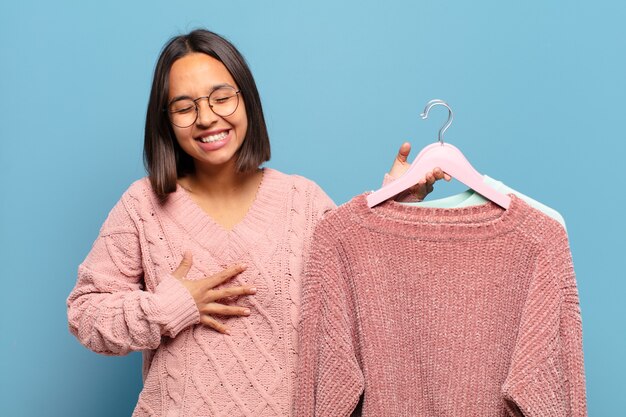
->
[310,179,337,219]
[294,220,364,417]
[67,194,200,356]
[502,227,587,416]
[304,182,337,260]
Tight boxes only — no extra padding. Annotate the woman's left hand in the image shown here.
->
[388,142,451,201]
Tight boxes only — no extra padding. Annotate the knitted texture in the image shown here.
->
[67,168,335,417]
[294,194,587,417]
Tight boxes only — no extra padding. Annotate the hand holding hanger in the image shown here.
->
[388,142,451,201]
[368,99,511,209]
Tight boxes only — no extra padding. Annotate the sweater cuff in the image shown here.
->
[153,275,200,337]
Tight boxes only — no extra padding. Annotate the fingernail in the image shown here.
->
[243,309,251,315]
[249,287,257,293]
[224,329,231,335]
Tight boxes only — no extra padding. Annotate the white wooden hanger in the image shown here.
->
[366,99,511,209]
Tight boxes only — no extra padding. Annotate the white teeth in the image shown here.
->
[198,131,228,143]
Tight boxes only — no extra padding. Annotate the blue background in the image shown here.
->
[1,1,624,416]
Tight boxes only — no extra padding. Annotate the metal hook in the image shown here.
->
[420,99,453,144]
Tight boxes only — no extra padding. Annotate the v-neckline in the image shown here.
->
[177,169,265,233]
[163,168,285,259]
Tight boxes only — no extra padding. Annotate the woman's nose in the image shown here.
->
[195,98,218,127]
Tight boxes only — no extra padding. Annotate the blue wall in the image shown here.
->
[1,1,624,415]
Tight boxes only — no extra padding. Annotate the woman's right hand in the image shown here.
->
[388,142,451,201]
[172,252,256,335]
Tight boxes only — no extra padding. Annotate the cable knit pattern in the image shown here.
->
[67,168,335,417]
[294,194,587,417]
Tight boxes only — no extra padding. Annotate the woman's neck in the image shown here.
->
[179,161,262,200]
[178,162,265,230]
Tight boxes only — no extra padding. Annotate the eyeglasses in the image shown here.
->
[167,86,241,128]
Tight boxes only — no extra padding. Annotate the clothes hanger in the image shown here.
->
[366,99,511,209]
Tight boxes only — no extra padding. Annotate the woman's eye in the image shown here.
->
[175,105,194,113]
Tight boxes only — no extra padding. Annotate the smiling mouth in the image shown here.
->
[197,131,228,143]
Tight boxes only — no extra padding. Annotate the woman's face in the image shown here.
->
[167,52,248,172]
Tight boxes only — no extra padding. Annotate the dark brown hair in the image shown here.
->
[144,29,271,200]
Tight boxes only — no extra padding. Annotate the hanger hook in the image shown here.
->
[420,99,453,144]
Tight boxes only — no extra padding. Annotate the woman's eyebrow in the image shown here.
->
[169,94,192,103]
[169,83,235,103]
[211,83,232,89]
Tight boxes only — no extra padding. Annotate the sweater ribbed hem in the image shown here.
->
[153,275,200,338]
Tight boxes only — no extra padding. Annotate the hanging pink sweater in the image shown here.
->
[294,194,587,417]
[67,168,335,417]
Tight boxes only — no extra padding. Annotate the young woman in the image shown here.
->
[67,29,447,417]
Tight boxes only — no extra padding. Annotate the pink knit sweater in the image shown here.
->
[67,168,335,417]
[294,194,587,416]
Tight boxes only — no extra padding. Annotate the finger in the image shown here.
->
[432,167,446,180]
[204,264,247,288]
[425,172,436,186]
[208,286,257,301]
[172,251,193,280]
[444,172,452,181]
[389,142,414,179]
[200,315,230,335]
[395,142,411,164]
[201,303,251,317]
